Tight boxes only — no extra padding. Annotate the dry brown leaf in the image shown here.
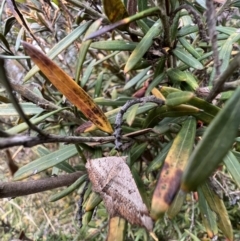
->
[22,41,113,134]
[86,156,153,231]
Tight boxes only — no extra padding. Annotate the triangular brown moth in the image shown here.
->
[86,156,153,231]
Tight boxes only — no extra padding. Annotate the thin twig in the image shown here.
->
[76,180,89,227]
[156,0,171,48]
[171,4,208,41]
[206,0,221,79]
[0,171,83,198]
[11,83,83,125]
[196,78,240,98]
[0,130,162,149]
[114,96,165,151]
[66,0,106,21]
[0,59,46,136]
[0,134,121,149]
[206,53,240,102]
[216,0,232,18]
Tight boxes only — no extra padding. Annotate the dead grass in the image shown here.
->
[0,146,81,241]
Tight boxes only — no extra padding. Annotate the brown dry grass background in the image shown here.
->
[0,146,80,241]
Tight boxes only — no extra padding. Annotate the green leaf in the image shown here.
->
[126,104,139,126]
[172,48,204,70]
[0,103,43,115]
[132,167,150,209]
[24,21,92,81]
[216,26,236,35]
[6,108,66,135]
[81,59,96,88]
[84,192,102,211]
[124,20,161,72]
[219,32,240,73]
[90,40,137,51]
[181,87,240,192]
[130,143,148,164]
[75,19,102,83]
[224,151,240,188]
[199,181,233,241]
[166,91,194,107]
[147,141,173,174]
[94,71,104,98]
[178,37,201,59]
[184,230,201,241]
[85,7,160,40]
[124,66,151,90]
[198,186,218,238]
[34,145,76,173]
[50,174,87,202]
[107,102,161,124]
[166,69,199,90]
[177,25,198,37]
[14,145,78,180]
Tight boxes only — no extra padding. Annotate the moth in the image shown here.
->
[85,156,153,231]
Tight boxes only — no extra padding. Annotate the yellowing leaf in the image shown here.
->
[151,117,196,219]
[107,217,126,241]
[103,0,129,24]
[22,41,113,134]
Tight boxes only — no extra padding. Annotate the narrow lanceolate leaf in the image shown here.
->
[198,187,218,238]
[76,19,102,83]
[14,145,78,181]
[179,37,201,59]
[166,91,194,107]
[6,108,65,135]
[181,87,240,192]
[219,32,240,74]
[167,189,186,219]
[103,0,129,31]
[107,217,127,241]
[151,117,196,219]
[166,69,199,90]
[90,41,137,51]
[124,20,161,73]
[126,104,139,126]
[85,7,160,40]
[199,181,233,241]
[50,174,87,202]
[103,0,128,23]
[0,103,43,115]
[23,42,113,134]
[173,48,204,70]
[160,86,220,124]
[147,141,173,174]
[84,192,102,211]
[143,104,199,128]
[24,21,91,81]
[151,87,166,100]
[223,151,240,188]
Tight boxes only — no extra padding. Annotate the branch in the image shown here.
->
[171,4,208,41]
[206,53,240,102]
[114,96,165,150]
[0,171,83,198]
[0,59,46,136]
[11,83,83,125]
[206,0,221,79]
[0,129,159,149]
[196,78,240,98]
[0,134,123,149]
